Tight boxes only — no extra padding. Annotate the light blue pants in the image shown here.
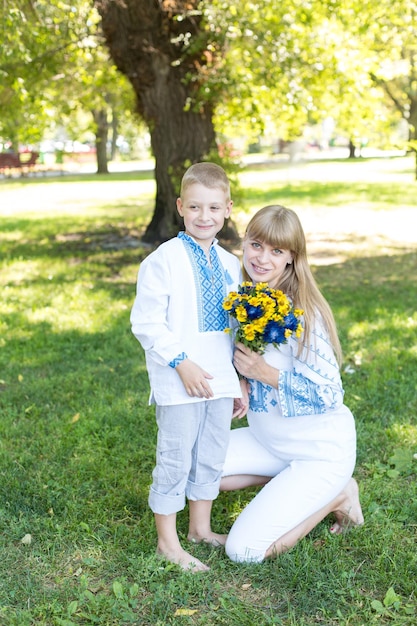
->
[149,398,233,515]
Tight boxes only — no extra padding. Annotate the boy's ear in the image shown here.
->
[176,198,184,217]
[225,200,233,218]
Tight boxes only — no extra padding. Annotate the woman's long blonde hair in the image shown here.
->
[243,205,342,365]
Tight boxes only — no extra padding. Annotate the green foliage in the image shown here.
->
[210,0,411,146]
[0,157,416,625]
[0,0,136,154]
[2,0,415,155]
[0,1,84,143]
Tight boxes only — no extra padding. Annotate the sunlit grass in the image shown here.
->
[238,155,416,211]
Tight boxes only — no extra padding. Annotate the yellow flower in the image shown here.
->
[235,305,247,322]
[252,317,268,332]
[243,324,256,341]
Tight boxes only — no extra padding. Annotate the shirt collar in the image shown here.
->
[177,231,218,250]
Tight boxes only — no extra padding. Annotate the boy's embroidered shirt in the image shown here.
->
[130,234,242,405]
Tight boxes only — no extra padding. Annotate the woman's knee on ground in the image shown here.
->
[225,532,265,564]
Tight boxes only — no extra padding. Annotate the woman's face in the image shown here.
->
[243,237,293,287]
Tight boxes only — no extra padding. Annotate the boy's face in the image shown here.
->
[176,183,232,250]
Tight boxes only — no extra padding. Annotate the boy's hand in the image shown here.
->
[175,359,214,398]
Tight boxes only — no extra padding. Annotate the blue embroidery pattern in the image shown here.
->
[249,380,270,412]
[295,327,339,383]
[169,352,188,368]
[278,371,327,416]
[178,232,229,332]
[224,269,234,285]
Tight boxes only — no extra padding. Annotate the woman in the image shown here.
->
[221,205,363,563]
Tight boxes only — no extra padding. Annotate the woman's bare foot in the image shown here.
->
[187,531,228,547]
[156,546,210,572]
[330,478,364,534]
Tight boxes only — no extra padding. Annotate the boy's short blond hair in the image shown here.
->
[180,162,231,201]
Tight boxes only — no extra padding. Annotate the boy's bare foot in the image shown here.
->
[187,531,228,547]
[156,546,210,572]
[330,478,364,534]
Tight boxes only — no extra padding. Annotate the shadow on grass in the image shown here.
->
[0,315,152,497]
[2,215,416,284]
[314,250,417,314]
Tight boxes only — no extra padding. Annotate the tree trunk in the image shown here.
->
[110,108,118,161]
[408,100,417,180]
[95,0,237,244]
[92,108,109,174]
[142,62,217,242]
[348,139,356,159]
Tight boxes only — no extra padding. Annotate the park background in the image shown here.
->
[1,1,417,625]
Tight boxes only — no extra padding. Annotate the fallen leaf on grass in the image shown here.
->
[241,583,252,590]
[71,413,80,423]
[20,534,32,545]
[174,608,198,616]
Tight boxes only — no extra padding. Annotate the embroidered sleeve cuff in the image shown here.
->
[278,370,335,416]
[169,352,188,368]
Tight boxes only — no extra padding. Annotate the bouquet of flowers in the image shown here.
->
[223,281,303,354]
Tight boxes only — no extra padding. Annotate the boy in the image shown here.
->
[130,162,242,572]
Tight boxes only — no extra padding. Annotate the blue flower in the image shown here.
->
[263,320,286,344]
[246,304,264,320]
[283,312,299,331]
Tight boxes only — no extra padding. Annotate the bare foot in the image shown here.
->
[330,478,364,534]
[187,531,228,547]
[156,546,210,572]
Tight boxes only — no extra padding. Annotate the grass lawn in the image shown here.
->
[0,155,416,625]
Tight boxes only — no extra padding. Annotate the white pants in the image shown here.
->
[222,410,356,562]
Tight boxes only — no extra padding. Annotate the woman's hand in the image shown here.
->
[232,378,249,418]
[233,343,279,388]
